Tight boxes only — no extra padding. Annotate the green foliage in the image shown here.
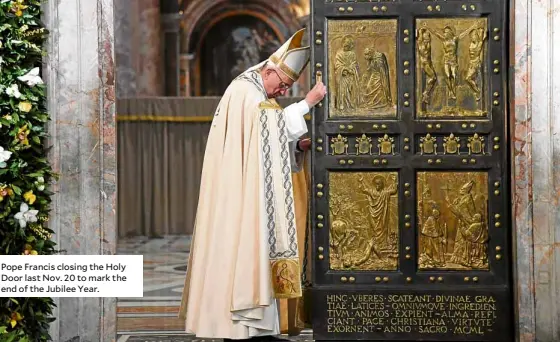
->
[0,0,57,340]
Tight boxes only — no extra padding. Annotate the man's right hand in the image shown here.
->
[304,81,327,108]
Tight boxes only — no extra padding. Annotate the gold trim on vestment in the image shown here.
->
[258,99,282,110]
[270,259,303,299]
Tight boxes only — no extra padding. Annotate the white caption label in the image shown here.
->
[0,255,143,297]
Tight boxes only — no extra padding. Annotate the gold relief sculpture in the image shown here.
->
[465,27,488,101]
[420,133,437,155]
[328,20,397,118]
[468,133,485,155]
[417,172,489,270]
[334,35,360,111]
[377,134,395,155]
[355,134,373,155]
[443,133,460,154]
[417,28,438,104]
[416,18,489,118]
[329,172,399,270]
[330,134,349,155]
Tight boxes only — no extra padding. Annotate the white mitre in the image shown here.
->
[268,28,310,82]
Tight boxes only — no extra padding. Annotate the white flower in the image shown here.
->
[17,67,43,87]
[14,203,38,228]
[35,176,45,191]
[5,84,21,98]
[0,146,12,168]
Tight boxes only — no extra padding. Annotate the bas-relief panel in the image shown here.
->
[328,172,399,271]
[417,172,489,271]
[327,20,398,118]
[416,18,489,118]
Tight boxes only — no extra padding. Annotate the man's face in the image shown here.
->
[374,179,384,191]
[470,30,478,40]
[263,68,293,98]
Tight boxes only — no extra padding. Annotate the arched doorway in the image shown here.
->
[179,0,305,96]
[197,14,283,96]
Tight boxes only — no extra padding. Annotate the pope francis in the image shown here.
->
[178,28,326,341]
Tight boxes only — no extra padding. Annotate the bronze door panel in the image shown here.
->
[329,171,399,271]
[310,0,511,341]
[327,19,398,118]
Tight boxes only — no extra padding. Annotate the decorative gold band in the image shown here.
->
[270,259,303,299]
[258,99,282,110]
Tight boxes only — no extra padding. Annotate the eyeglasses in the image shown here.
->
[272,70,290,90]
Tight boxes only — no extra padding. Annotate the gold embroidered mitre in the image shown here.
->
[268,28,310,82]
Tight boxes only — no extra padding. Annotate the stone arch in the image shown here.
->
[178,0,303,95]
[180,0,301,52]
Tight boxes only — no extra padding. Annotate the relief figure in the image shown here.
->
[361,48,392,109]
[358,174,398,251]
[464,25,488,101]
[419,208,447,268]
[330,220,359,267]
[417,28,438,104]
[445,180,488,269]
[422,23,473,100]
[334,36,360,110]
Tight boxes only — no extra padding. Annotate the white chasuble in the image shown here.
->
[178,62,309,339]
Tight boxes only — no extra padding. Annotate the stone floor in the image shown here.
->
[116,236,314,341]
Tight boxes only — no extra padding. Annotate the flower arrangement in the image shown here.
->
[0,0,58,340]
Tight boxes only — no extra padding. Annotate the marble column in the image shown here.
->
[42,0,117,341]
[114,0,138,97]
[114,0,163,97]
[136,0,164,96]
[161,13,181,96]
[513,0,560,341]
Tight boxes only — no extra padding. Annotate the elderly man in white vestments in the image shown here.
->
[178,28,326,341]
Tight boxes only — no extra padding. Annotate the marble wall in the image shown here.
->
[513,1,560,341]
[43,0,117,341]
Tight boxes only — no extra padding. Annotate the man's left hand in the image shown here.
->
[297,138,311,152]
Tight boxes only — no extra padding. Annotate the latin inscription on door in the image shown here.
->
[313,288,510,341]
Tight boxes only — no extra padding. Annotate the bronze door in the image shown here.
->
[309,1,512,341]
